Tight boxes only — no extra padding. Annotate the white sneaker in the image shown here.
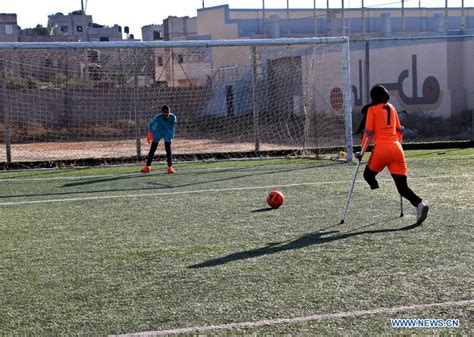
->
[416,202,429,224]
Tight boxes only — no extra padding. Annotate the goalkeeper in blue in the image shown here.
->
[141,105,177,174]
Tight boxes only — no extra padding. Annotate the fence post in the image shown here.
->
[342,38,354,162]
[472,108,474,141]
[251,46,260,152]
[365,40,370,105]
[0,58,11,163]
[133,50,141,159]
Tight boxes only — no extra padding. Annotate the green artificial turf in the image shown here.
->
[1,149,472,335]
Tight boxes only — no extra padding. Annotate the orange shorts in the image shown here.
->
[367,142,407,175]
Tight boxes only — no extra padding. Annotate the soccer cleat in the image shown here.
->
[416,202,429,224]
[167,166,175,174]
[140,166,151,173]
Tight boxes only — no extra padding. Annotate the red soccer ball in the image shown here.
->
[267,190,284,209]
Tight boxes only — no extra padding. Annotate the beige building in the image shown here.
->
[48,11,122,42]
[196,5,474,39]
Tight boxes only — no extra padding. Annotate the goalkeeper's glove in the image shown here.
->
[146,132,152,144]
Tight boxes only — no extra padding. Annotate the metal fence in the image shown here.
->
[0,35,472,166]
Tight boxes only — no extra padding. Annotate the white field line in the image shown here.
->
[0,182,338,206]
[0,172,142,182]
[0,168,304,182]
[1,154,472,182]
[0,162,334,182]
[0,164,328,182]
[112,299,474,336]
[0,174,472,206]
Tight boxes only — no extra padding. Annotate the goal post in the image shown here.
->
[0,37,353,165]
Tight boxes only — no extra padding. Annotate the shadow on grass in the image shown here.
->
[188,221,422,269]
[61,162,341,188]
[251,207,274,212]
[0,162,342,199]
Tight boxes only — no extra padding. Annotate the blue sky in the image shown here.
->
[2,0,470,39]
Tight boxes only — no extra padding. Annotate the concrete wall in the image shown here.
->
[350,37,474,117]
[2,87,212,128]
[463,39,474,110]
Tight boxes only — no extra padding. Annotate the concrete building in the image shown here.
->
[152,16,211,87]
[196,5,474,39]
[0,14,20,42]
[48,10,122,42]
[142,24,163,41]
[163,16,197,41]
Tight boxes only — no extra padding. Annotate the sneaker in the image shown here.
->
[140,166,151,173]
[167,166,175,174]
[416,202,429,224]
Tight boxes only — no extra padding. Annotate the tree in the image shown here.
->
[33,24,50,36]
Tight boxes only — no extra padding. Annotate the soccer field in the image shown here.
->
[1,148,473,335]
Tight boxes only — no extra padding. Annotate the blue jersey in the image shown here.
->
[147,112,177,142]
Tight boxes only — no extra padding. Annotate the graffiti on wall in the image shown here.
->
[380,55,443,111]
[331,54,443,113]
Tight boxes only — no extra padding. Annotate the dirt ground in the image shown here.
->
[0,138,294,163]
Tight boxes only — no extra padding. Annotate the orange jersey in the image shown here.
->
[361,103,403,152]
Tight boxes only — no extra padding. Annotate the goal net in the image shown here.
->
[0,38,353,166]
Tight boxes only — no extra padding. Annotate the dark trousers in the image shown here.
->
[363,166,422,207]
[146,141,172,167]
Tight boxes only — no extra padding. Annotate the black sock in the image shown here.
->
[391,174,422,207]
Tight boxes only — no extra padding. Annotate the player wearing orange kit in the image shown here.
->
[357,85,428,225]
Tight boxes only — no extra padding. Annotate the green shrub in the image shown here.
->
[6,77,40,90]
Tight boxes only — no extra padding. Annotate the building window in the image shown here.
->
[77,25,83,32]
[177,54,184,64]
[60,25,69,33]
[157,56,163,67]
[153,31,161,40]
[5,24,13,35]
[100,37,109,42]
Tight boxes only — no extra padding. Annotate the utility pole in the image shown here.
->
[313,0,317,36]
[461,0,465,31]
[342,0,345,36]
[81,0,85,13]
[287,0,290,36]
[402,0,405,33]
[327,0,330,36]
[202,1,205,8]
[360,0,365,34]
[445,0,448,32]
[262,0,266,36]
